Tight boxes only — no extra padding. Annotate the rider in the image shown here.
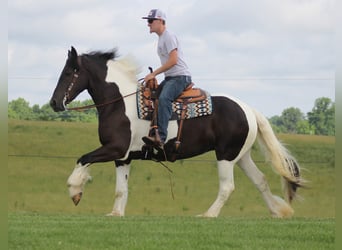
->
[142,9,192,148]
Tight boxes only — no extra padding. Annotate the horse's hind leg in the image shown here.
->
[238,151,294,218]
[107,164,130,217]
[200,160,235,218]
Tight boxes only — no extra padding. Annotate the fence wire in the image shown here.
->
[8,153,331,164]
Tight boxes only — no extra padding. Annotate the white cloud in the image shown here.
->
[212,31,269,50]
[8,0,335,117]
[276,0,335,32]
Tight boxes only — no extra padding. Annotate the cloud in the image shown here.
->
[8,0,335,117]
[276,0,334,32]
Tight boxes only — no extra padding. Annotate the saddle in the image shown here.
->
[142,78,208,151]
[143,82,207,106]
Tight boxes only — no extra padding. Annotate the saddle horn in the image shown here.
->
[146,67,158,90]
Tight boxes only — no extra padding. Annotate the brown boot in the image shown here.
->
[142,136,164,148]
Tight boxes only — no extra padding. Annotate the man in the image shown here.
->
[142,9,192,148]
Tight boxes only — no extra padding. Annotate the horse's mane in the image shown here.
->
[82,49,118,62]
[81,48,141,83]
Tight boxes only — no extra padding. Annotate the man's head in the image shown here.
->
[142,9,166,35]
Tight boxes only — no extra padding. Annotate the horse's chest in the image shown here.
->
[98,115,131,145]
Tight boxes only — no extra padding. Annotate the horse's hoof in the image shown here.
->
[196,214,204,217]
[196,213,217,218]
[106,211,123,217]
[71,192,82,206]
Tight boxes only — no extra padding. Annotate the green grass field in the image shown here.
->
[8,213,334,250]
[8,120,335,249]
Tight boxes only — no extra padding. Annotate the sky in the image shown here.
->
[8,0,335,117]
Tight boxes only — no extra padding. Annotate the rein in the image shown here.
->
[63,67,143,111]
[66,91,139,111]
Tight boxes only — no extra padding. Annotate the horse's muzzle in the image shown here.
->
[71,192,82,206]
[50,98,65,112]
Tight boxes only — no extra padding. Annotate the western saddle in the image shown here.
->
[142,76,207,150]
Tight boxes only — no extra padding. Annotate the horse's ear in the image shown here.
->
[71,46,77,57]
[68,46,78,59]
[68,46,79,70]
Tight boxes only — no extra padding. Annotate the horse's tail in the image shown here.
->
[253,109,304,203]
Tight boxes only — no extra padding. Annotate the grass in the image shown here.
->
[8,213,334,250]
[8,120,335,217]
[8,119,336,249]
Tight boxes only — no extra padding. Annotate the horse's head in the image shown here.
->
[50,46,89,111]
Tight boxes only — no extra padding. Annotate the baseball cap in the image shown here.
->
[142,9,166,21]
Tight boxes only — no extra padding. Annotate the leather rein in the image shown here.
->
[63,68,143,112]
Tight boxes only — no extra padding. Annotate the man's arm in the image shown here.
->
[144,49,178,82]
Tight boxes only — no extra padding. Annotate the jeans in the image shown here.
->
[157,75,192,142]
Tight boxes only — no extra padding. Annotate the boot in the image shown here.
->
[142,129,164,148]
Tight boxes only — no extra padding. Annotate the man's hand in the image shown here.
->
[144,73,156,83]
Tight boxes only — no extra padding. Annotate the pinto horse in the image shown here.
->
[50,46,303,217]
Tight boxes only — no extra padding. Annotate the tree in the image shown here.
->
[296,119,314,135]
[307,97,335,136]
[280,107,304,134]
[38,103,61,121]
[8,98,99,122]
[269,115,286,133]
[8,98,34,120]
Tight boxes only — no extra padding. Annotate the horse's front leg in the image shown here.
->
[67,144,128,206]
[67,162,92,205]
[107,163,131,217]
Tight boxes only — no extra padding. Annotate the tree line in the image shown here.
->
[8,96,335,136]
[8,98,98,123]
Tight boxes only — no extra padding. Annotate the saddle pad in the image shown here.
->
[136,84,213,121]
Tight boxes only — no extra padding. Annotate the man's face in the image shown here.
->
[147,19,163,34]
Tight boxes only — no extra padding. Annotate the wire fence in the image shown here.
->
[7,153,332,164]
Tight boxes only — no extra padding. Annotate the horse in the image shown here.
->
[50,46,304,218]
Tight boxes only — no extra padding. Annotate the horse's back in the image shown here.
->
[178,95,257,161]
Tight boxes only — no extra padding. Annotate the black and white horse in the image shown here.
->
[50,47,303,217]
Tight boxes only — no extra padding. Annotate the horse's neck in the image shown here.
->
[105,59,139,95]
[109,58,143,120]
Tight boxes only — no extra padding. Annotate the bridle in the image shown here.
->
[62,67,141,112]
[62,69,79,110]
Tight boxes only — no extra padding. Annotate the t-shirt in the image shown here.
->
[157,29,191,77]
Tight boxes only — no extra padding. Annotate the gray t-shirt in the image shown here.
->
[157,29,191,77]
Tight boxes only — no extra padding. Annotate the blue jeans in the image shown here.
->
[157,75,192,142]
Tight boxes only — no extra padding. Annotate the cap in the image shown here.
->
[142,9,166,21]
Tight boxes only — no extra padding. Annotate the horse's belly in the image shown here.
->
[166,120,178,140]
[127,119,178,151]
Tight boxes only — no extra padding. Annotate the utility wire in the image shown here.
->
[8,76,334,81]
